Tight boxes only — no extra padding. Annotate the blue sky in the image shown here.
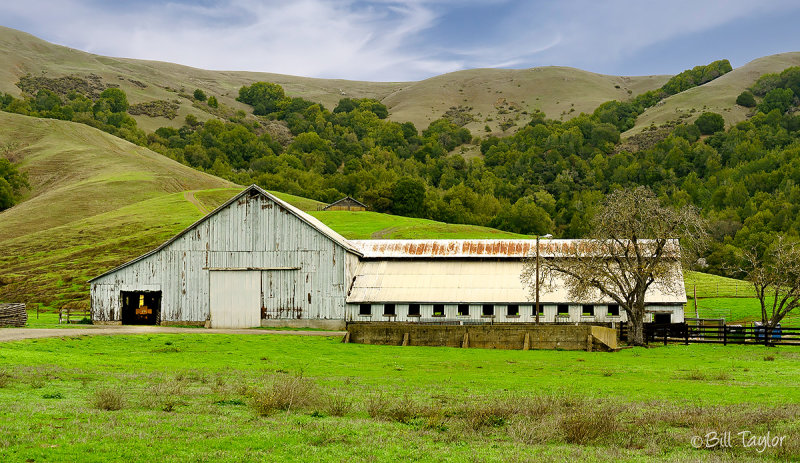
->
[2,0,800,81]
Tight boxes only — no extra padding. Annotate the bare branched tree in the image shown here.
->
[742,236,800,344]
[521,187,707,346]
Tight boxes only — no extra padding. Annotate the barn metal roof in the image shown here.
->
[350,239,681,259]
[89,185,360,282]
[346,260,687,304]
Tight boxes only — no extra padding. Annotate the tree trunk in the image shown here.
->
[627,304,647,347]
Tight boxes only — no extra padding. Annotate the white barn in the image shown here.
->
[90,185,685,329]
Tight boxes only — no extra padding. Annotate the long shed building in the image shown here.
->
[90,185,686,329]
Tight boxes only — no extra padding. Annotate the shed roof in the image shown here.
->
[89,185,360,282]
[346,260,687,304]
[324,196,367,210]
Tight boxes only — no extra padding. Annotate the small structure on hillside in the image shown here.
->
[323,197,367,211]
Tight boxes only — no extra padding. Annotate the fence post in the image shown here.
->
[723,326,727,346]
[663,326,668,346]
[684,324,689,345]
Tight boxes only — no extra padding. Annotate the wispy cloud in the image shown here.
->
[1,0,799,80]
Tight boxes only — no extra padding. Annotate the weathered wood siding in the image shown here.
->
[91,192,351,323]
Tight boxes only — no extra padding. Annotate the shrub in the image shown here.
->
[461,399,517,430]
[365,391,389,419]
[559,408,617,444]
[0,370,12,388]
[323,389,354,417]
[249,373,315,416]
[758,88,794,113]
[91,387,125,411]
[694,112,725,134]
[736,90,756,108]
[193,89,207,101]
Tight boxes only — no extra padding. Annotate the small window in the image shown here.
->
[557,304,569,315]
[582,304,594,316]
[359,304,372,316]
[607,304,620,317]
[383,303,396,316]
[433,304,445,317]
[408,304,421,317]
[482,304,494,316]
[458,304,470,316]
[507,304,519,316]
[533,305,544,316]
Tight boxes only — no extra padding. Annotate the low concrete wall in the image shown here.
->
[346,323,617,351]
[262,319,346,330]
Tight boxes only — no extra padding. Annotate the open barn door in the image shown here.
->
[209,271,261,328]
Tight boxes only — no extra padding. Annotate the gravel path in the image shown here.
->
[0,326,346,342]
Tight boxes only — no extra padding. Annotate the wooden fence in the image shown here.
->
[59,305,91,324]
[620,322,800,346]
[0,303,27,327]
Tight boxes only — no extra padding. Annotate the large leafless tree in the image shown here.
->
[742,236,800,343]
[521,187,706,346]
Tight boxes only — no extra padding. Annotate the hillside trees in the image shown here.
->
[237,82,286,115]
[98,88,129,113]
[593,59,733,132]
[5,66,800,283]
[0,158,28,211]
[736,91,756,107]
[694,112,725,134]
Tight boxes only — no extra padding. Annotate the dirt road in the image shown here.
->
[0,325,345,342]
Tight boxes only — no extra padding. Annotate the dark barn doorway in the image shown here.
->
[653,313,671,324]
[121,291,162,325]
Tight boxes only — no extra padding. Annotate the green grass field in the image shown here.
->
[310,210,529,239]
[683,271,800,325]
[0,334,797,462]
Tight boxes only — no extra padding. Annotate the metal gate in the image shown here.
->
[209,270,261,328]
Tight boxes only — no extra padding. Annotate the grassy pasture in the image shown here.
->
[683,271,800,325]
[0,334,797,462]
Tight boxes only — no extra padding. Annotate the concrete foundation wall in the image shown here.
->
[346,322,617,351]
[262,318,346,330]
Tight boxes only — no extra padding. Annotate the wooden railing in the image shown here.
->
[59,306,91,324]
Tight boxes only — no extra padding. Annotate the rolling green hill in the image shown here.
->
[0,26,668,136]
[627,52,800,135]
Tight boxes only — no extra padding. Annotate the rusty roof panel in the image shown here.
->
[351,239,541,258]
[349,239,681,259]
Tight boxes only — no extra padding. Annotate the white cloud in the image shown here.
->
[1,0,798,80]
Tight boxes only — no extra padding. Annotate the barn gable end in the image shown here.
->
[91,185,359,327]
